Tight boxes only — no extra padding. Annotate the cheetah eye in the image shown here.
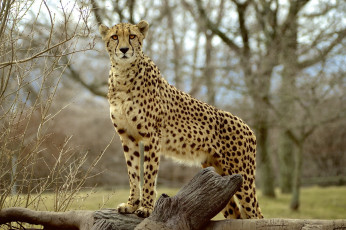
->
[111,35,118,40]
[129,34,136,39]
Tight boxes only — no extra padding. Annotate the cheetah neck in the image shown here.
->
[108,56,152,100]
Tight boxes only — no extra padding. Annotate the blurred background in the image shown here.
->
[0,0,345,218]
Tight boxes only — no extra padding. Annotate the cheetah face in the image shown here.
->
[99,21,149,64]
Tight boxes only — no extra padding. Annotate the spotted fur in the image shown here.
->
[99,20,263,219]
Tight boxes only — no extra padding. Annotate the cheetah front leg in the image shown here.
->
[117,134,141,214]
[134,134,160,218]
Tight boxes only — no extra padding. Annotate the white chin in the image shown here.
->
[118,56,133,61]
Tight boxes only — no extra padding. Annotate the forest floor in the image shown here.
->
[3,186,346,220]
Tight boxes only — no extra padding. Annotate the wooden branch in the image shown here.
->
[0,36,75,69]
[90,0,103,25]
[232,0,250,57]
[64,56,107,98]
[0,208,93,230]
[194,0,241,54]
[297,28,346,70]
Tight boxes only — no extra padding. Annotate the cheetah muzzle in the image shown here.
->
[99,20,263,219]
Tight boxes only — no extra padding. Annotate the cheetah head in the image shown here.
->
[99,21,149,65]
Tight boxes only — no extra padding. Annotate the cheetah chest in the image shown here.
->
[109,91,140,138]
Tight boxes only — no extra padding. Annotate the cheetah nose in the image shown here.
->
[120,47,129,54]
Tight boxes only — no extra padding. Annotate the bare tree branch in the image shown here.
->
[280,0,310,35]
[252,0,279,42]
[0,0,13,40]
[127,0,136,24]
[113,0,125,22]
[63,56,107,98]
[0,36,75,69]
[233,0,251,57]
[194,0,241,54]
[297,29,346,69]
[90,0,103,25]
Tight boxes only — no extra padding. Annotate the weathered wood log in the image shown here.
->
[135,167,243,230]
[91,167,243,230]
[0,207,93,230]
[205,219,346,230]
[2,207,345,230]
[92,209,142,230]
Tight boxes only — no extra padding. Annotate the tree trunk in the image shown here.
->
[277,2,299,195]
[257,123,276,197]
[290,142,304,210]
[278,130,294,193]
[165,0,183,90]
[253,92,276,197]
[11,154,18,195]
[204,32,216,105]
[247,45,278,199]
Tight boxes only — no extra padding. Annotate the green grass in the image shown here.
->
[4,186,346,219]
[259,186,346,219]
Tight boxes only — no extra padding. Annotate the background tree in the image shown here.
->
[270,0,345,209]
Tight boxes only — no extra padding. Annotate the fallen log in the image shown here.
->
[1,167,345,230]
[135,167,243,230]
[0,167,242,230]
[0,208,93,230]
[205,219,346,230]
[2,208,345,230]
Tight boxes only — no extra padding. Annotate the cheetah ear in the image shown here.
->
[99,24,109,39]
[137,20,149,38]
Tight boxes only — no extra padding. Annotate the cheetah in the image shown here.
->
[99,20,263,219]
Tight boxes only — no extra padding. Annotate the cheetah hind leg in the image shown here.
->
[222,196,243,219]
[222,184,263,219]
[201,161,243,219]
[225,184,264,219]
[204,159,262,219]
[223,177,264,219]
[235,185,264,219]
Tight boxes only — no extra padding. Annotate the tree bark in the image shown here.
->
[205,219,346,230]
[2,208,345,230]
[136,168,242,230]
[278,131,294,193]
[290,142,304,210]
[0,208,93,230]
[93,209,143,230]
[204,32,216,105]
[277,0,299,196]
[256,122,276,197]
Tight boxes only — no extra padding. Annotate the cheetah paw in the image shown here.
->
[117,202,138,214]
[135,206,152,218]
